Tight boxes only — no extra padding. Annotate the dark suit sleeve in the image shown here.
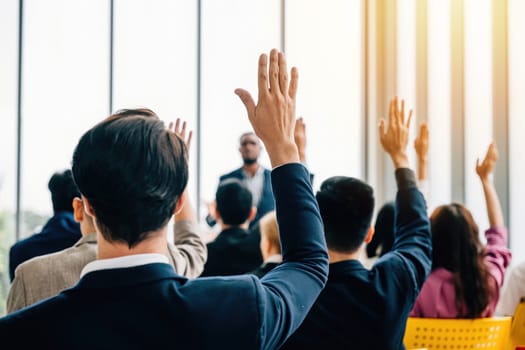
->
[255,163,329,350]
[387,168,432,299]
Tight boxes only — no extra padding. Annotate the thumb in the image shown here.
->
[235,89,256,120]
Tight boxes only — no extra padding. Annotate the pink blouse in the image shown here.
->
[410,226,512,318]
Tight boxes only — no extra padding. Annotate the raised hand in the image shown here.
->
[168,118,193,153]
[294,117,307,163]
[414,122,429,162]
[235,49,300,168]
[378,97,413,169]
[414,122,429,181]
[476,143,498,181]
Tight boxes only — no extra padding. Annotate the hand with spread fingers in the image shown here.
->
[379,97,413,169]
[169,118,193,155]
[235,49,300,168]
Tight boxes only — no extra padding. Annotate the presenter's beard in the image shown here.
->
[243,158,257,165]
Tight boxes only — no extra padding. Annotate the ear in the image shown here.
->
[72,197,84,223]
[248,206,257,222]
[81,195,96,218]
[173,191,186,216]
[364,226,375,244]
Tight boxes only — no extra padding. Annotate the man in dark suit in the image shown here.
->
[206,131,274,229]
[0,49,329,350]
[9,169,82,281]
[201,179,261,276]
[282,97,432,349]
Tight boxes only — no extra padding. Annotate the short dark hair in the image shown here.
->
[316,176,375,253]
[48,169,80,213]
[72,108,188,248]
[216,179,253,226]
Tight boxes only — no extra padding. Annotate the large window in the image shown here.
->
[0,0,18,317]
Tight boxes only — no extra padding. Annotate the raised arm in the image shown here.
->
[414,122,429,182]
[476,143,504,228]
[379,97,432,291]
[165,119,206,278]
[294,117,307,163]
[236,49,328,350]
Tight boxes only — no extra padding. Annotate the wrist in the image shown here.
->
[266,142,300,168]
[391,153,409,169]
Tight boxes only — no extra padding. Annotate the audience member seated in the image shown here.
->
[6,120,206,312]
[9,170,81,281]
[363,201,394,268]
[411,142,511,318]
[282,97,432,349]
[363,121,429,269]
[200,179,261,276]
[0,49,329,350]
[251,211,281,278]
[497,261,525,316]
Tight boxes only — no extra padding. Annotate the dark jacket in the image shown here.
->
[201,227,261,277]
[0,163,329,350]
[282,168,432,350]
[9,211,81,281]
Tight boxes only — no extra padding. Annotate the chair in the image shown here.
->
[404,317,512,350]
[507,298,525,350]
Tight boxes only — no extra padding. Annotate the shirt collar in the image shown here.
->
[80,253,169,278]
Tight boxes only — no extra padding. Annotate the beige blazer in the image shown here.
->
[7,220,206,313]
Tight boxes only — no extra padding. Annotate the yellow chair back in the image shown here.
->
[404,317,512,350]
[508,298,525,350]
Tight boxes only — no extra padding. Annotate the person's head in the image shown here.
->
[72,108,188,248]
[239,132,262,166]
[72,197,96,236]
[48,169,80,213]
[259,211,280,260]
[430,203,490,318]
[316,176,375,254]
[366,202,395,258]
[215,178,256,227]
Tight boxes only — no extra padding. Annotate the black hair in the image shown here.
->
[48,169,80,213]
[366,201,395,258]
[216,179,253,226]
[316,176,375,253]
[431,203,491,318]
[72,108,188,248]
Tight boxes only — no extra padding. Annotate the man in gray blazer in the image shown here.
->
[7,191,206,313]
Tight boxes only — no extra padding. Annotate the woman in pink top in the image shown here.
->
[411,143,511,318]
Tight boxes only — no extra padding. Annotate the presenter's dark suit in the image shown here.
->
[201,227,261,276]
[282,169,432,350]
[0,164,329,350]
[220,167,274,226]
[9,211,81,281]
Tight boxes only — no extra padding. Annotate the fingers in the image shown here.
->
[257,54,269,100]
[168,121,174,132]
[269,49,279,95]
[235,88,256,121]
[288,67,299,100]
[186,130,193,151]
[378,119,386,143]
[175,119,181,134]
[400,99,405,125]
[278,52,288,96]
[406,109,413,129]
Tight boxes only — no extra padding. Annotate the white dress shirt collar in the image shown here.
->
[80,253,169,278]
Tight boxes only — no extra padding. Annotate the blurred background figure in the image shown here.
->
[251,211,281,278]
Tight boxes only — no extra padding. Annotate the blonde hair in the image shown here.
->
[259,211,280,253]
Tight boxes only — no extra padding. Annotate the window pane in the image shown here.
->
[0,0,18,317]
[286,0,364,187]
[21,0,109,235]
[200,0,281,217]
[464,0,493,232]
[427,0,452,211]
[509,0,525,263]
